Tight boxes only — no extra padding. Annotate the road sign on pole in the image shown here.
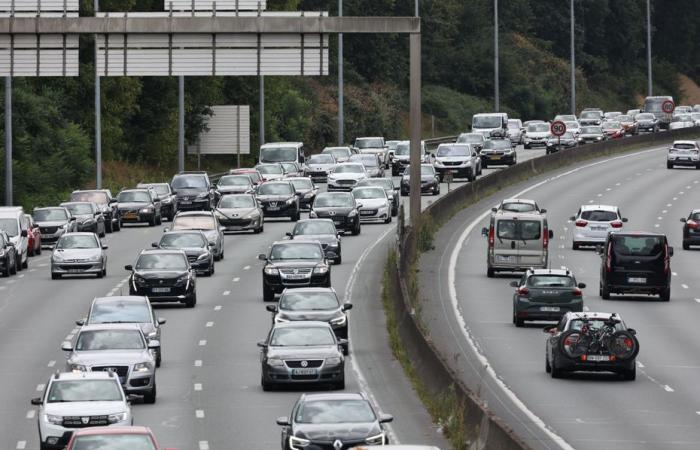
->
[661,100,675,114]
[551,120,567,137]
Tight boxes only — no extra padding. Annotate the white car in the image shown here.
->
[327,163,368,192]
[564,120,581,137]
[523,122,550,149]
[570,205,627,249]
[351,186,392,224]
[507,119,524,145]
[667,140,700,169]
[433,143,481,181]
[669,114,696,130]
[691,112,700,127]
[31,371,132,450]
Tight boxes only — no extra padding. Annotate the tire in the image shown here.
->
[482,162,488,169]
[148,215,156,227]
[291,210,300,222]
[545,354,552,373]
[608,331,640,360]
[524,144,530,150]
[384,215,392,224]
[667,162,673,169]
[334,377,346,390]
[40,442,51,450]
[351,223,360,236]
[143,383,157,404]
[559,330,589,359]
[573,242,580,250]
[51,272,60,280]
[2,260,10,277]
[185,292,197,308]
[10,258,17,275]
[660,287,670,302]
[114,217,122,232]
[22,256,28,269]
[335,255,342,265]
[514,315,524,327]
[401,189,408,197]
[261,376,274,392]
[487,266,495,278]
[263,283,275,302]
[155,349,162,368]
[683,242,690,250]
[219,248,224,260]
[208,264,215,276]
[621,366,636,381]
[432,186,439,196]
[156,214,162,225]
[106,219,113,233]
[96,269,103,279]
[550,362,563,379]
[601,283,611,300]
[254,226,262,234]
[467,170,475,182]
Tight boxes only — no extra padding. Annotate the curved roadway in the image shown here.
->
[421,142,700,450]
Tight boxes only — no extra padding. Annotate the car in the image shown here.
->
[309,192,362,236]
[32,207,77,248]
[351,186,392,224]
[680,210,700,250]
[386,140,401,162]
[64,426,177,450]
[63,324,158,403]
[353,137,387,164]
[69,190,121,232]
[472,112,508,138]
[267,287,352,344]
[570,205,627,249]
[328,163,368,192]
[492,198,544,214]
[633,112,659,133]
[215,193,264,234]
[287,219,342,264]
[666,140,700,169]
[480,138,517,166]
[170,171,214,211]
[51,232,108,279]
[433,143,481,181]
[694,104,700,113]
[522,119,546,127]
[349,153,385,178]
[691,112,700,127]
[601,121,625,139]
[255,180,301,221]
[287,177,319,210]
[554,114,577,122]
[544,312,639,380]
[170,211,225,260]
[675,105,693,114]
[255,163,287,182]
[76,296,166,368]
[0,207,30,270]
[276,392,393,449]
[603,111,622,120]
[126,249,197,307]
[400,164,440,196]
[356,178,399,217]
[281,161,303,177]
[153,230,215,276]
[214,174,256,198]
[563,120,581,137]
[578,110,603,126]
[351,447,440,450]
[259,142,306,165]
[577,125,606,144]
[669,114,696,130]
[321,146,354,164]
[546,132,578,154]
[507,118,524,145]
[511,268,585,327]
[26,215,42,256]
[456,132,487,152]
[60,202,106,236]
[615,115,637,135]
[259,241,332,301]
[116,188,162,226]
[0,230,18,276]
[523,122,550,148]
[258,321,346,390]
[31,371,132,450]
[137,182,178,221]
[303,153,337,182]
[597,232,672,301]
[229,168,263,186]
[626,109,641,117]
[391,140,428,176]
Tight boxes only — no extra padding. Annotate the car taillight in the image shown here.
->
[610,221,623,228]
[573,287,582,296]
[543,227,549,249]
[517,287,529,296]
[488,226,494,247]
[575,219,588,227]
[687,220,699,230]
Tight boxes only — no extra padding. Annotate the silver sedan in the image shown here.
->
[51,232,107,279]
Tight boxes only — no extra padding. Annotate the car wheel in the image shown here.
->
[157,214,163,225]
[482,161,488,169]
[683,242,690,250]
[261,375,274,392]
[601,283,610,300]
[514,315,524,327]
[21,256,28,269]
[209,264,215,276]
[106,219,114,233]
[384,215,392,224]
[263,283,275,302]
[185,292,197,308]
[667,162,673,169]
[621,366,636,381]
[219,248,224,260]
[148,215,156,227]
[545,354,551,373]
[143,383,157,404]
[40,442,51,450]
[352,223,360,236]
[334,376,346,390]
[550,360,563,379]
[335,254,342,265]
[115,217,122,231]
[487,266,495,278]
[155,350,162,368]
[660,287,670,302]
[96,269,103,279]
[10,257,17,275]
[3,260,10,277]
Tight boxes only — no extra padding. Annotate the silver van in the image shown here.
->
[482,211,553,277]
[0,207,29,270]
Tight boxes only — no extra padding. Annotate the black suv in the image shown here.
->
[69,189,121,233]
[126,249,197,307]
[259,241,332,301]
[309,192,361,235]
[116,188,162,226]
[598,232,673,301]
[255,181,300,221]
[170,172,214,211]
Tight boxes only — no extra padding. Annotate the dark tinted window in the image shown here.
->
[580,210,618,221]
[280,291,339,311]
[33,209,69,221]
[47,380,122,403]
[501,202,537,213]
[314,193,353,208]
[257,183,293,195]
[528,275,574,287]
[171,175,207,189]
[118,191,151,203]
[497,220,541,240]
[136,253,188,270]
[159,233,207,248]
[295,399,375,424]
[612,235,664,256]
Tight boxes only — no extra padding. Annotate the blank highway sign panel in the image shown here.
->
[188,105,250,155]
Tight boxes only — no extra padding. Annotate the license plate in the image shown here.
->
[292,368,317,376]
[450,169,459,173]
[286,274,306,280]
[124,212,137,219]
[586,355,610,362]
[491,155,501,160]
[152,287,171,293]
[496,255,515,263]
[628,277,646,284]
[540,306,560,312]
[360,210,374,216]
[680,157,689,161]
[180,201,192,205]
[267,206,280,211]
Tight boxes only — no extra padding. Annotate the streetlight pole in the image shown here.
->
[646,0,652,96]
[94,0,102,189]
[494,0,499,112]
[570,0,576,115]
[178,76,185,173]
[259,75,265,148]
[337,0,343,145]
[4,76,11,206]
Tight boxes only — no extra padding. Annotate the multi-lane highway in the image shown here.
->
[0,145,544,450]
[421,142,700,450]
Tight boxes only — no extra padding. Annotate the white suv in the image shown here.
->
[666,140,700,169]
[570,205,627,250]
[31,371,132,450]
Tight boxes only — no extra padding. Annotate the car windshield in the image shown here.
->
[314,193,353,208]
[76,329,145,350]
[581,210,618,221]
[355,138,383,149]
[218,176,251,187]
[47,380,122,403]
[616,115,632,122]
[556,115,576,121]
[528,123,549,132]
[171,176,207,189]
[308,154,334,164]
[553,132,575,139]
[258,183,293,195]
[219,195,256,208]
[281,163,298,173]
[0,218,19,236]
[352,188,385,199]
[270,243,323,260]
[437,145,470,157]
[673,115,692,122]
[64,203,95,215]
[496,220,541,240]
[256,165,284,175]
[295,399,376,424]
[581,126,602,134]
[270,326,335,347]
[172,215,216,230]
[56,235,99,249]
[70,192,108,204]
[501,202,536,213]
[456,134,482,144]
[135,253,187,270]
[323,148,351,159]
[483,140,512,150]
[90,301,152,323]
[33,209,69,222]
[394,143,410,156]
[139,184,169,195]
[528,275,575,287]
[118,191,151,203]
[350,156,378,167]
[280,291,339,311]
[71,435,156,450]
[612,235,664,256]
[159,233,206,248]
[507,120,521,129]
[473,116,502,128]
[290,179,313,190]
[564,121,579,129]
[358,179,393,189]
[602,122,621,130]
[334,165,364,174]
[260,147,298,162]
[580,111,601,119]
[636,113,654,120]
[294,221,336,235]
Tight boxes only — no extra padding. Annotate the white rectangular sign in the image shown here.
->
[188,105,250,155]
[0,34,79,76]
[0,0,79,16]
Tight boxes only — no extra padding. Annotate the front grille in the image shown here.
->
[360,209,378,216]
[143,278,178,287]
[291,374,318,380]
[306,440,365,450]
[442,161,463,166]
[286,359,323,368]
[92,365,129,378]
[62,415,109,428]
[280,268,312,275]
[220,218,253,226]
[187,255,198,263]
[40,226,58,234]
[58,264,94,271]
[337,180,356,185]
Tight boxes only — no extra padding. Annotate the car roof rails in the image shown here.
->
[178,171,208,175]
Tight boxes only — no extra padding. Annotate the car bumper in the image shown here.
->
[327,181,358,191]
[177,199,210,210]
[119,211,155,223]
[481,153,515,164]
[668,157,699,166]
[359,206,390,223]
[263,274,331,293]
[435,165,472,176]
[52,262,103,274]
[131,285,194,302]
[573,229,609,243]
[218,216,261,231]
[514,298,583,321]
[555,356,635,373]
[123,373,155,395]
[306,172,329,182]
[261,204,296,217]
[262,362,344,385]
[524,140,547,147]
[605,280,669,295]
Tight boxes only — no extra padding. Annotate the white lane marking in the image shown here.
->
[26,410,35,419]
[637,361,645,368]
[695,181,699,184]
[686,186,691,189]
[654,224,660,228]
[198,442,209,450]
[214,305,222,311]
[667,203,672,207]
[47,360,55,368]
[16,441,26,449]
[663,385,675,393]
[222,291,231,296]
[18,274,24,278]
[243,265,250,270]
[194,360,202,367]
[195,410,205,418]
[679,191,685,195]
[695,298,700,304]
[446,148,664,450]
[583,306,590,312]
[38,263,47,267]
[194,383,202,391]
[36,384,45,392]
[662,210,667,214]
[596,193,603,197]
[673,197,678,201]
[587,200,593,203]
[199,340,207,346]
[233,277,240,282]
[205,321,214,327]
[563,227,568,231]
[682,284,689,289]
[657,217,663,220]
[672,272,678,276]
[615,182,621,186]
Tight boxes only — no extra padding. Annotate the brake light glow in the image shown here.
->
[488,226,495,247]
[606,243,612,272]
[543,227,549,249]
[664,242,670,274]
[575,219,588,227]
[517,287,529,296]
[610,221,623,228]
[687,220,699,230]
[573,287,582,296]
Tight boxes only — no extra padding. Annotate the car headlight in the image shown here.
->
[133,362,153,373]
[274,315,290,323]
[161,197,171,204]
[304,192,314,198]
[313,265,329,275]
[134,275,147,286]
[196,192,209,199]
[147,331,158,339]
[330,315,346,326]
[434,160,444,167]
[70,364,87,372]
[267,357,284,367]
[45,414,63,425]
[365,433,386,445]
[83,219,95,225]
[140,207,153,213]
[264,266,279,276]
[286,198,296,204]
[108,412,129,424]
[596,137,603,140]
[289,436,311,449]
[348,210,357,217]
[87,254,101,262]
[325,356,342,365]
[243,211,259,220]
[52,253,64,262]
[309,211,318,218]
[196,253,210,260]
[175,274,189,285]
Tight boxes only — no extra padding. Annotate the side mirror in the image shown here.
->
[540,209,547,214]
[94,211,101,217]
[379,413,394,424]
[326,251,338,259]
[20,229,27,237]
[157,318,167,325]
[163,227,170,233]
[569,216,576,222]
[258,253,267,261]
[680,218,687,223]
[276,416,290,427]
[61,341,73,352]
[151,242,159,248]
[342,303,353,311]
[668,246,674,257]
[548,230,554,239]
[266,305,278,313]
[69,217,77,221]
[31,397,43,405]
[509,281,519,287]
[578,283,586,289]
[481,227,489,237]
[543,325,556,334]
[622,218,628,223]
[491,207,497,212]
[109,198,117,204]
[75,319,85,326]
[285,232,293,237]
[257,341,268,349]
[124,264,133,271]
[148,340,160,349]
[102,245,108,250]
[209,242,216,247]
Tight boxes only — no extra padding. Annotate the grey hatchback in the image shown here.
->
[511,268,585,327]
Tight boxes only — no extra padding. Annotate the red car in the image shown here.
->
[26,215,42,256]
[65,426,177,450]
[601,120,625,139]
[229,168,263,186]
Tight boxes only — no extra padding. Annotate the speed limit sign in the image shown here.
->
[550,120,567,137]
[662,100,675,114]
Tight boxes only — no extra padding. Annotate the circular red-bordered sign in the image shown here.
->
[550,120,567,137]
[661,100,675,114]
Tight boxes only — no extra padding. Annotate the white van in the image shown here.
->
[472,112,509,139]
[482,211,553,277]
[259,142,305,165]
[0,207,30,270]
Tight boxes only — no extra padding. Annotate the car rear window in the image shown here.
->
[612,235,664,256]
[528,275,574,287]
[581,210,617,221]
[672,143,697,150]
[496,220,541,240]
[501,202,536,213]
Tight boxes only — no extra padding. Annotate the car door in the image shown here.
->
[493,217,519,264]
[517,218,546,267]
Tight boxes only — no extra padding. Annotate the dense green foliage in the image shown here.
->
[0,0,697,208]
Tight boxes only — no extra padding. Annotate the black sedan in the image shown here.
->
[287,177,319,210]
[259,241,332,302]
[60,202,107,237]
[152,230,215,276]
[116,188,162,226]
[256,181,301,221]
[277,392,393,449]
[126,249,197,307]
[0,230,18,276]
[356,178,399,217]
[258,321,345,390]
[137,182,177,221]
[400,164,440,196]
[480,139,517,167]
[309,192,361,236]
[634,113,659,133]
[287,219,341,264]
[681,210,700,249]
[546,132,578,154]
